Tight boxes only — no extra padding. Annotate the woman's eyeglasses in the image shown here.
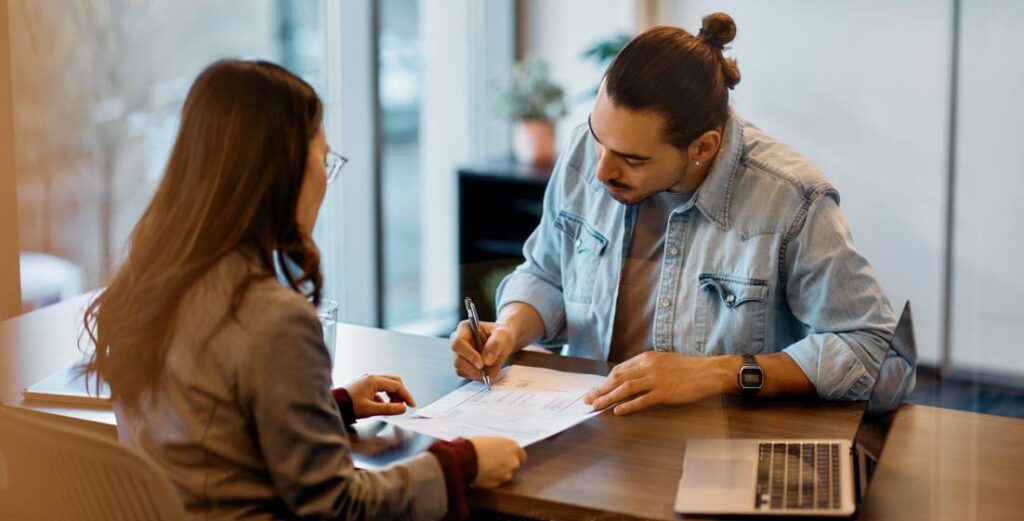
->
[325,151,348,184]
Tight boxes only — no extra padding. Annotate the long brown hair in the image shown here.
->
[605,13,741,148]
[80,59,324,407]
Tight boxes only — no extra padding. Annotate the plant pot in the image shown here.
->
[513,119,556,168]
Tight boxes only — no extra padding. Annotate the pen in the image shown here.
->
[463,297,492,390]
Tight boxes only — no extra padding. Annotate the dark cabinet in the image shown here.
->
[458,161,550,321]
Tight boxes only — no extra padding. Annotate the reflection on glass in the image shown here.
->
[377,0,423,327]
[853,302,918,502]
[10,0,324,312]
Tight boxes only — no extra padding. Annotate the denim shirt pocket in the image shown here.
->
[554,210,608,304]
[695,274,769,355]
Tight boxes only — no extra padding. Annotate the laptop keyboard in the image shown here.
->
[756,442,841,511]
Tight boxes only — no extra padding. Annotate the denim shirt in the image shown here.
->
[496,111,897,400]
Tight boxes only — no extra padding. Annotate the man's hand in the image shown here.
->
[450,321,518,382]
[450,302,546,381]
[344,375,417,419]
[583,352,733,415]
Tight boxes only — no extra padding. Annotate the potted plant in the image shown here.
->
[581,32,631,96]
[499,59,567,168]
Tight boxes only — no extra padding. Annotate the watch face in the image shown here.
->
[740,367,763,389]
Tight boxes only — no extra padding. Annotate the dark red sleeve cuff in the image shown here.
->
[427,438,478,521]
[331,387,357,425]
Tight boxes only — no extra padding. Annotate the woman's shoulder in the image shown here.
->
[223,253,318,329]
[240,277,319,329]
[183,252,319,339]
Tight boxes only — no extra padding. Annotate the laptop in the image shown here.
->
[674,302,917,517]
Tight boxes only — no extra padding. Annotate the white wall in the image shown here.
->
[420,0,473,319]
[420,0,514,320]
[657,1,953,366]
[520,0,636,140]
[1,0,23,319]
[950,0,1024,377]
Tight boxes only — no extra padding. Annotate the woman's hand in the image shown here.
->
[343,375,417,419]
[468,437,527,488]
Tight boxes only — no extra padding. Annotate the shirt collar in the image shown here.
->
[692,110,745,230]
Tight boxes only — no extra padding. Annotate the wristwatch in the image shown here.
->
[738,354,764,397]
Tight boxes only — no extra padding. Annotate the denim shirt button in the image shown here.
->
[575,239,583,249]
[660,298,671,308]
[724,294,736,306]
[669,246,680,256]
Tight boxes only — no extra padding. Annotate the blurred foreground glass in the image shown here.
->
[317,299,339,365]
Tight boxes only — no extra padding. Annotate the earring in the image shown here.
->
[695,160,701,167]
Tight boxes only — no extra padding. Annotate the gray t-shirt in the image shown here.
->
[609,190,693,363]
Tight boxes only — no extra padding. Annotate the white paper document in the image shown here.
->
[383,365,607,447]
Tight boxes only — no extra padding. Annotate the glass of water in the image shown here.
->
[316,299,338,366]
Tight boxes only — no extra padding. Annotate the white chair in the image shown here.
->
[0,405,186,520]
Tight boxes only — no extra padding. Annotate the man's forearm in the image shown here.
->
[496,302,546,351]
[711,353,816,397]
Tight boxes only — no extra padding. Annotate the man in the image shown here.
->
[451,18,895,415]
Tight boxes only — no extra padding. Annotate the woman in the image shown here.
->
[82,59,524,520]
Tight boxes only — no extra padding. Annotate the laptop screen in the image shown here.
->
[852,302,917,503]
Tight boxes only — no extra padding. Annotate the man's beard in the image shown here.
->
[606,187,653,206]
[604,164,688,205]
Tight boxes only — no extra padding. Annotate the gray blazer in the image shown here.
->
[114,252,448,520]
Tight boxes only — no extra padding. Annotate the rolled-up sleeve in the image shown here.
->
[495,130,587,347]
[781,194,896,400]
[245,302,449,520]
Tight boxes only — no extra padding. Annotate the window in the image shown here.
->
[9,0,513,330]
[378,0,424,327]
[10,0,325,311]
[375,0,515,332]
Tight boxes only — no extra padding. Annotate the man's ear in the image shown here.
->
[688,129,722,163]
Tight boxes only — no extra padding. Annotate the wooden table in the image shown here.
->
[2,296,1022,520]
